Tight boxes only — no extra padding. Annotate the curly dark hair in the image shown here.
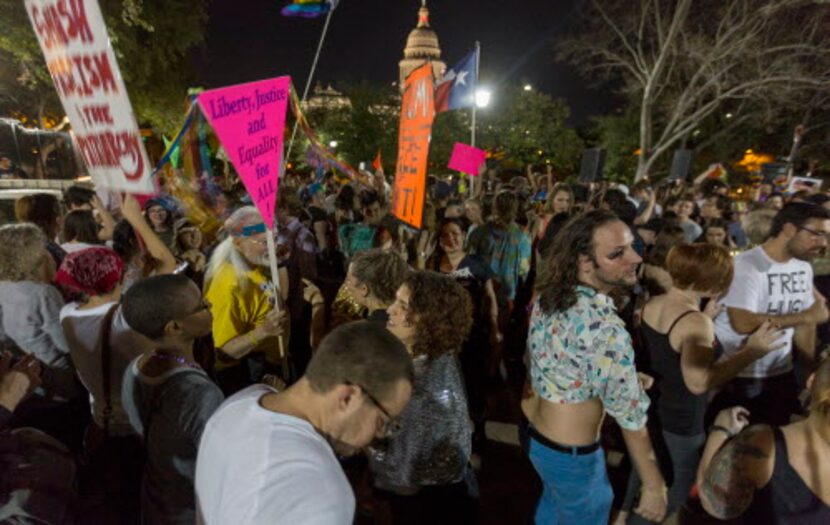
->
[535,210,620,315]
[403,271,473,359]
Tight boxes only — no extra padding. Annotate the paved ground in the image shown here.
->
[352,361,730,525]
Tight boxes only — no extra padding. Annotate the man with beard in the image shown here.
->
[195,322,413,524]
[204,207,288,395]
[713,202,830,425]
[524,210,667,524]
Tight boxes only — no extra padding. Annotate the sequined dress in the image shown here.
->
[368,352,472,495]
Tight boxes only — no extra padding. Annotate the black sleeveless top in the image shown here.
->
[743,427,830,524]
[640,309,708,436]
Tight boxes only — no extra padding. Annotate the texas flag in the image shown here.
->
[435,49,478,113]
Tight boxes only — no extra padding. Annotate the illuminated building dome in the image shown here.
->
[398,1,446,90]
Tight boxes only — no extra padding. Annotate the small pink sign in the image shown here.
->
[448,142,486,176]
[198,77,291,229]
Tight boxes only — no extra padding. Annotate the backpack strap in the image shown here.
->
[99,304,119,435]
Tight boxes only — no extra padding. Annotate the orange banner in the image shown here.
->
[392,62,435,229]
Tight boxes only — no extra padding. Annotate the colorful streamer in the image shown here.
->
[288,86,370,185]
[153,103,197,175]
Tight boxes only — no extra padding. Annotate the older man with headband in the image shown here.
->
[205,206,288,395]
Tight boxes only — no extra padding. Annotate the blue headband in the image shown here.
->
[232,222,267,237]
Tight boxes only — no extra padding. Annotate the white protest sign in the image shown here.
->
[25,0,154,193]
[788,176,823,194]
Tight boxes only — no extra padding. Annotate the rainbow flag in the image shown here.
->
[281,0,338,18]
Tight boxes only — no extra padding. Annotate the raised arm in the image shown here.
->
[121,194,177,275]
[633,188,656,226]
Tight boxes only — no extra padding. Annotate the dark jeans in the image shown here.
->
[460,334,488,446]
[623,430,705,524]
[215,353,282,396]
[707,371,802,426]
[11,394,89,452]
[288,315,311,379]
[375,477,478,525]
[80,430,144,524]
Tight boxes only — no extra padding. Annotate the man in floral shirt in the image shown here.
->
[524,210,666,525]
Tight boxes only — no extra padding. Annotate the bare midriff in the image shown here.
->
[523,393,605,447]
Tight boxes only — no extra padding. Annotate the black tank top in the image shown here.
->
[743,427,830,524]
[639,309,707,436]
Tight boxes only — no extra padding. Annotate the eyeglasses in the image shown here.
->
[345,380,402,438]
[245,232,280,247]
[799,226,830,241]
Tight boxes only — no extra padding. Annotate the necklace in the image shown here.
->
[149,350,201,370]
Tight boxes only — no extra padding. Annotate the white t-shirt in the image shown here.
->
[195,385,355,525]
[60,301,153,434]
[714,246,814,378]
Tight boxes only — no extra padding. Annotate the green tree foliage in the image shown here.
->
[0,0,208,133]
[428,109,469,171]
[477,86,583,175]
[297,83,583,178]
[301,82,400,171]
[591,107,641,182]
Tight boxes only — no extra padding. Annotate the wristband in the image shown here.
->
[709,424,734,438]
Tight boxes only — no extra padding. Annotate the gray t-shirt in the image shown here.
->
[0,280,77,401]
[122,358,224,525]
[680,220,703,243]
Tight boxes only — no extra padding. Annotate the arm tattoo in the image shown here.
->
[700,431,769,520]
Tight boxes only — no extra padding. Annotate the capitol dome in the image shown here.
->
[399,1,446,89]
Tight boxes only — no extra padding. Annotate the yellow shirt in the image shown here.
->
[205,262,284,369]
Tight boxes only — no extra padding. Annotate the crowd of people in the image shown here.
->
[1,164,829,524]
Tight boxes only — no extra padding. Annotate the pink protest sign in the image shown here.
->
[448,143,486,176]
[198,77,291,229]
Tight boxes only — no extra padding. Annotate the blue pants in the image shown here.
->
[528,434,614,525]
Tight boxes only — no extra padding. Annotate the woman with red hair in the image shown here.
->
[624,243,785,524]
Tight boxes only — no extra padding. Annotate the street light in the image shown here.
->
[475,88,491,108]
[523,84,533,91]
[329,140,338,148]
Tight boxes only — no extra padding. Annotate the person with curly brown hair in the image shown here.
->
[369,270,476,524]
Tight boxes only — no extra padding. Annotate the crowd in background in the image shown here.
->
[1,162,829,524]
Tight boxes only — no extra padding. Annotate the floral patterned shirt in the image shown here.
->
[528,285,649,431]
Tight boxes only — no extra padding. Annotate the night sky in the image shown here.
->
[197,0,617,126]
